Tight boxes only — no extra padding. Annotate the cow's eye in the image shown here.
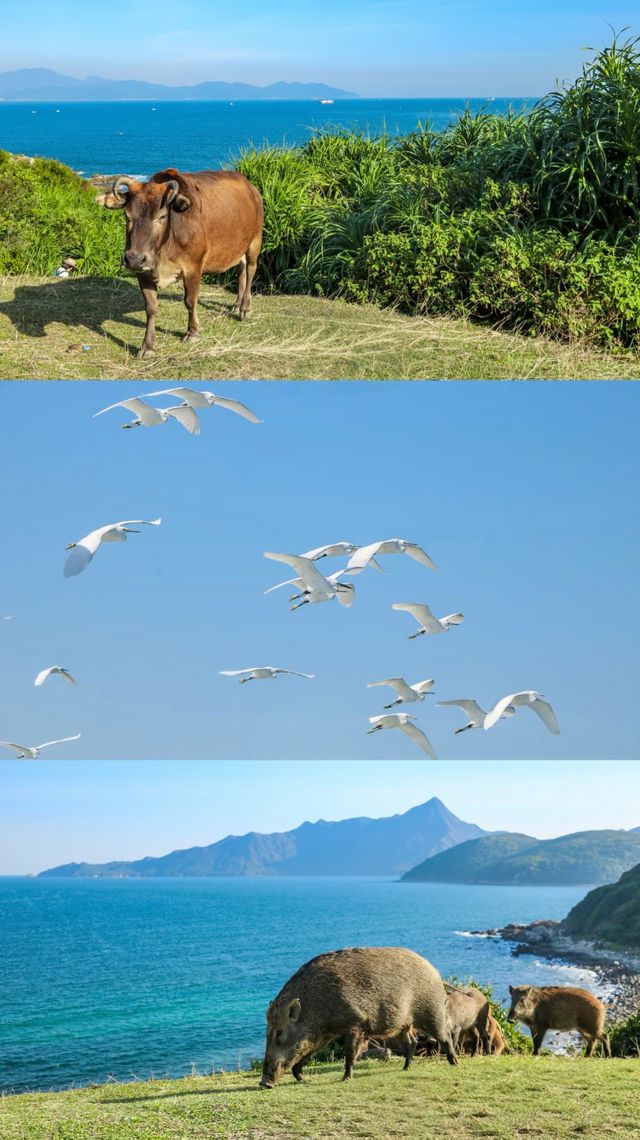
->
[158,213,168,221]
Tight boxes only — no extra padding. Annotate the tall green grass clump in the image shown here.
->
[610,1009,640,1057]
[0,151,122,276]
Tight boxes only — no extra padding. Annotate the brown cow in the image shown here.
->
[98,168,263,357]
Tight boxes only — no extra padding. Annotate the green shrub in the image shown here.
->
[610,1010,640,1057]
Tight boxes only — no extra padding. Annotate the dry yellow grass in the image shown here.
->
[0,276,638,380]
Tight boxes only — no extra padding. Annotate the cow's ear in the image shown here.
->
[164,179,191,212]
[172,193,192,212]
[95,191,125,209]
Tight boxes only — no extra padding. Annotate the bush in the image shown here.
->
[610,1010,640,1057]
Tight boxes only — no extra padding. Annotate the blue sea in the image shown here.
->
[0,98,532,177]
[0,875,596,1094]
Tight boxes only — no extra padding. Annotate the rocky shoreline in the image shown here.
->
[478,919,640,1022]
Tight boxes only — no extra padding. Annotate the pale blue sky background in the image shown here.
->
[0,381,638,762]
[1,760,639,874]
[1,1,638,96]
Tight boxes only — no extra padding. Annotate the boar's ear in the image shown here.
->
[508,986,513,995]
[288,998,301,1022]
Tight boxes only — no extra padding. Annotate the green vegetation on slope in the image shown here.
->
[402,830,640,886]
[0,1058,637,1140]
[562,861,640,949]
[2,35,640,359]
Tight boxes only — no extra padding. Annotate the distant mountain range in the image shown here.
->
[0,69,357,102]
[402,829,640,886]
[38,797,486,878]
[561,860,640,949]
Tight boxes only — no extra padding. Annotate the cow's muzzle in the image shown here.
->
[123,250,148,271]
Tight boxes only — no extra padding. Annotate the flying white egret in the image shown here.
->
[34,666,79,688]
[367,677,435,708]
[133,387,262,423]
[220,667,315,683]
[0,734,81,759]
[64,518,161,577]
[94,397,200,435]
[302,542,357,560]
[367,713,437,759]
[263,552,355,610]
[438,698,515,734]
[391,603,464,638]
[347,539,438,575]
[484,691,560,734]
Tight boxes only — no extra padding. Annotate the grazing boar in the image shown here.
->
[508,985,611,1056]
[445,985,491,1054]
[460,1010,506,1055]
[260,946,457,1087]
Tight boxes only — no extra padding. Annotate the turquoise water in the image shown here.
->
[0,98,531,176]
[0,876,591,1093]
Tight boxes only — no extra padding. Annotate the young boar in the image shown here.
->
[260,946,457,1087]
[459,1010,506,1055]
[508,985,611,1056]
[445,985,491,1054]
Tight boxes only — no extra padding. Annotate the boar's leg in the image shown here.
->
[182,271,202,341]
[291,1051,314,1082]
[531,1027,546,1055]
[599,1032,611,1058]
[442,1032,459,1066]
[342,1030,366,1081]
[583,1035,596,1058]
[396,1028,418,1071]
[137,274,159,358]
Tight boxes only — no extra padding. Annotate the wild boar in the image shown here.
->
[508,985,611,1056]
[460,1010,506,1055]
[445,985,491,1054]
[260,946,457,1087]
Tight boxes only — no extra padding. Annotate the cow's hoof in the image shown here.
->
[183,333,200,344]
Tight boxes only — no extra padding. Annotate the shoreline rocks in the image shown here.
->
[477,919,640,1022]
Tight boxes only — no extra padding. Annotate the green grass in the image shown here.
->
[1,275,638,380]
[0,1058,637,1140]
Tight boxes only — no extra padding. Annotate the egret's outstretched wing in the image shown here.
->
[438,699,486,723]
[35,734,82,751]
[530,698,560,735]
[264,577,301,595]
[0,741,30,756]
[209,396,262,424]
[94,398,163,426]
[164,405,201,435]
[346,541,385,574]
[412,679,435,694]
[263,552,330,592]
[367,678,415,701]
[391,603,441,633]
[303,542,354,561]
[34,667,78,687]
[441,613,464,626]
[399,721,438,759]
[404,543,438,571]
[335,587,355,608]
[279,670,316,679]
[64,539,100,578]
[484,693,520,730]
[219,669,255,677]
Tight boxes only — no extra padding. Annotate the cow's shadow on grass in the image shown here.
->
[0,277,237,353]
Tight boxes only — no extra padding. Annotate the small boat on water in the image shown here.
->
[319,98,334,105]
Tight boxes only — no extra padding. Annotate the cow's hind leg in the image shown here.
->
[238,235,261,319]
[182,271,202,342]
[232,257,247,316]
[137,275,159,358]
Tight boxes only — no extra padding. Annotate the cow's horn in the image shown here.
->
[165,179,180,202]
[111,176,131,202]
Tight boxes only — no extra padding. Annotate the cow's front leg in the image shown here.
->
[182,271,201,342]
[137,274,159,358]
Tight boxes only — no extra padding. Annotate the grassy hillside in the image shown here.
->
[562,861,640,950]
[402,830,640,886]
[2,276,638,380]
[0,1058,637,1140]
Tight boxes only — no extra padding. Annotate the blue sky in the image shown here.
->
[0,381,638,763]
[1,759,639,874]
[2,1,638,96]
